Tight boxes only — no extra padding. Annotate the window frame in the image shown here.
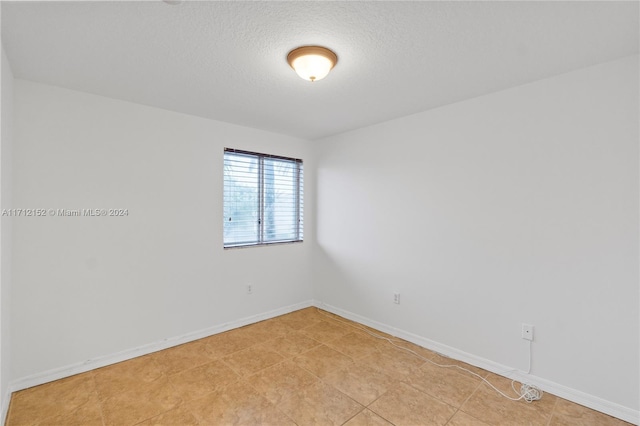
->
[223,148,304,249]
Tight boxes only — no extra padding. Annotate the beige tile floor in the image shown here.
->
[6,307,632,426]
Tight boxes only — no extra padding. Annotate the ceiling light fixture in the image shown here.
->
[287,46,338,82]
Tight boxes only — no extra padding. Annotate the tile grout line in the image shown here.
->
[158,357,190,423]
[15,308,624,426]
[267,333,368,426]
[89,371,108,426]
[152,331,298,426]
[319,308,595,425]
[239,378,299,426]
[314,377,366,424]
[338,406,367,425]
[128,357,180,426]
[443,378,485,426]
[544,395,560,426]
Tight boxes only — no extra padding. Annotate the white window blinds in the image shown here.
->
[223,148,304,248]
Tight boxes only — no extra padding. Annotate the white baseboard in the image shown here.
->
[6,299,638,425]
[314,301,640,425]
[8,299,313,395]
[513,372,639,425]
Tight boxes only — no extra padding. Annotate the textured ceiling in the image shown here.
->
[2,1,638,140]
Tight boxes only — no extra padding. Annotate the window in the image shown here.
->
[223,148,303,248]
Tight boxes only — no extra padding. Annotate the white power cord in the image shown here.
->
[315,308,543,403]
[517,383,543,403]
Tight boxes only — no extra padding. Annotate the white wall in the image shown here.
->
[6,53,638,421]
[314,55,639,414]
[1,45,14,421]
[11,80,314,380]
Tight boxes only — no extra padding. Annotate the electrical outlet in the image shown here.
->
[521,323,534,341]
[247,284,253,295]
[393,293,400,304]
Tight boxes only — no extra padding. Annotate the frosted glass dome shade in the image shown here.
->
[287,46,338,82]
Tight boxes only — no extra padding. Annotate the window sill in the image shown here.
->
[223,240,304,250]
